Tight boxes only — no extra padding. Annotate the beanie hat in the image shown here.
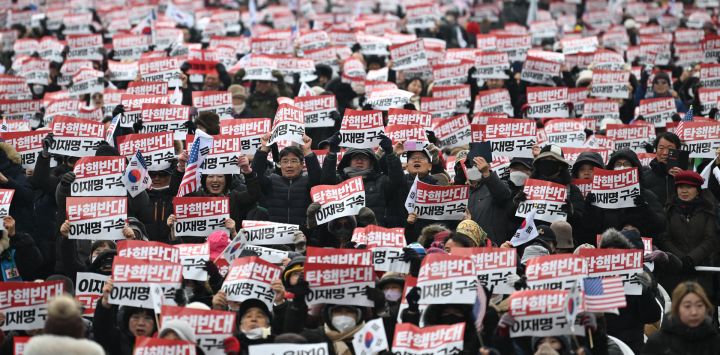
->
[228,84,248,99]
[456,220,487,247]
[576,69,593,87]
[159,319,197,343]
[521,245,550,264]
[24,335,105,355]
[674,170,704,188]
[550,221,573,249]
[537,225,557,245]
[208,230,230,260]
[43,295,85,339]
[195,111,220,135]
[238,299,272,322]
[620,229,644,250]
[652,71,671,85]
[95,144,120,157]
[356,207,377,227]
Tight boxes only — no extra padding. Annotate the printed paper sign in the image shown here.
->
[220,118,271,156]
[161,305,236,355]
[420,97,457,119]
[582,99,620,123]
[0,130,45,169]
[0,281,63,331]
[390,40,428,71]
[269,104,305,145]
[508,290,583,337]
[44,99,79,126]
[561,36,598,55]
[306,247,373,265]
[112,33,150,61]
[606,124,652,153]
[515,179,568,223]
[521,57,561,85]
[310,177,366,224]
[365,89,414,110]
[676,121,720,158]
[384,124,428,145]
[75,272,109,317]
[590,70,630,99]
[109,257,182,308]
[496,34,532,62]
[340,109,385,149]
[699,63,720,88]
[108,60,139,82]
[48,116,104,157]
[294,95,336,128]
[141,103,190,140]
[241,245,290,265]
[0,99,41,120]
[387,109,432,128]
[405,3,438,31]
[221,256,282,309]
[474,89,514,117]
[187,134,241,175]
[453,247,517,294]
[579,248,643,295]
[240,220,300,246]
[117,240,180,263]
[192,91,233,120]
[128,81,168,96]
[432,61,473,86]
[526,87,570,118]
[71,156,126,197]
[526,254,588,290]
[67,34,103,61]
[433,85,471,114]
[66,197,127,240]
[637,97,676,127]
[392,323,465,355]
[431,115,471,149]
[412,182,468,221]
[134,337,197,355]
[305,248,374,307]
[249,343,329,355]
[351,225,409,273]
[417,253,476,304]
[699,88,720,114]
[542,119,586,148]
[120,94,170,127]
[591,168,641,209]
[117,132,175,172]
[69,68,104,97]
[139,56,183,88]
[173,197,230,238]
[176,243,210,281]
[485,117,536,158]
[474,51,510,80]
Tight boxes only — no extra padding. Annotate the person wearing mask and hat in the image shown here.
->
[235,299,274,354]
[634,70,687,112]
[146,161,179,242]
[506,157,533,197]
[228,84,248,117]
[658,170,719,297]
[0,140,33,235]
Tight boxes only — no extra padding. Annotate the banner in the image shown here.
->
[525,254,588,290]
[120,94,170,127]
[140,103,189,140]
[71,156,126,197]
[221,256,281,309]
[412,182,468,221]
[431,115,471,149]
[676,121,720,158]
[192,91,233,120]
[173,197,230,238]
[187,134,241,175]
[579,248,643,295]
[66,197,127,240]
[0,130,45,169]
[134,337,196,355]
[310,177,365,224]
[304,249,374,307]
[249,343,329,355]
[508,290,583,337]
[474,51,510,80]
[637,97,676,127]
[420,97,457,119]
[0,281,63,331]
[139,56,183,88]
[485,117,536,158]
[542,119,586,148]
[606,124,652,153]
[109,257,182,308]
[526,87,569,118]
[339,109,384,149]
[351,225,409,273]
[392,323,465,354]
[48,116,104,157]
[590,70,630,99]
[128,81,168,96]
[161,305,236,355]
[521,57,561,85]
[515,179,568,223]
[75,272,109,317]
[591,168,641,209]
[453,247,517,294]
[220,118,271,156]
[293,95,336,128]
[117,132,175,172]
[417,253,477,304]
[390,40,428,71]
[117,240,180,263]
[269,103,305,145]
[240,220,299,246]
[176,243,210,281]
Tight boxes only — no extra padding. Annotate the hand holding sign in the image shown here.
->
[101,279,114,308]
[237,155,251,174]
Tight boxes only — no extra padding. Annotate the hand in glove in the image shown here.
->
[645,250,668,263]
[365,287,386,304]
[306,202,322,229]
[181,120,197,135]
[425,130,439,145]
[288,279,310,303]
[41,133,54,158]
[112,104,125,117]
[406,287,420,311]
[329,110,342,123]
[513,191,528,205]
[560,199,573,214]
[324,131,342,153]
[633,194,648,208]
[579,312,597,331]
[379,134,393,154]
[586,192,596,203]
[60,172,76,187]
[681,256,696,274]
[132,119,144,133]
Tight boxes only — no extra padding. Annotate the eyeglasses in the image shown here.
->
[280,159,301,165]
[148,171,170,177]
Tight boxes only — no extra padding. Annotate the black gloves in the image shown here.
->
[60,172,76,187]
[41,133,54,158]
[402,247,425,277]
[560,199,572,214]
[425,130,439,145]
[324,131,342,153]
[633,194,647,208]
[329,110,342,124]
[289,279,310,304]
[379,134,393,154]
[365,287,385,305]
[406,287,420,312]
[586,192,596,203]
[112,104,125,118]
[132,119,144,134]
[181,120,197,135]
[513,191,528,205]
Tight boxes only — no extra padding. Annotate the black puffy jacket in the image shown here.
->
[642,317,720,355]
[645,158,675,206]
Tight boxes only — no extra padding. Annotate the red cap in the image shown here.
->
[674,170,704,188]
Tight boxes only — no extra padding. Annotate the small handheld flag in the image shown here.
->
[122,150,151,197]
[510,210,538,246]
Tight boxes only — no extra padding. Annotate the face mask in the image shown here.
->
[614,166,629,170]
[31,84,44,95]
[243,327,265,339]
[184,286,194,300]
[536,161,561,177]
[233,104,245,113]
[384,290,402,302]
[509,171,529,186]
[331,315,356,333]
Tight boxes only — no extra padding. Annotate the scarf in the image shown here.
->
[324,322,364,355]
[343,167,373,178]
[676,196,705,219]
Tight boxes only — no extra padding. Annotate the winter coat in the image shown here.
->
[0,142,34,235]
[0,231,43,281]
[241,91,279,119]
[93,302,140,355]
[645,159,675,206]
[642,317,720,355]
[252,150,322,226]
[145,169,183,242]
[466,172,513,244]
[605,272,663,354]
[23,335,105,355]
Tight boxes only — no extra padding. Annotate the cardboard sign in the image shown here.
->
[521,57,561,85]
[134,337,197,355]
[0,130,45,169]
[75,272,109,317]
[485,117,536,158]
[173,197,230,238]
[66,197,127,240]
[240,220,300,246]
[525,254,588,290]
[508,290,583,337]
[139,56,184,88]
[516,179,568,223]
[474,89,514,117]
[0,281,63,331]
[431,114,471,149]
[304,250,374,307]
[351,225,409,273]
[579,248,643,295]
[412,182,469,221]
[141,103,190,140]
[526,87,570,118]
[117,240,180,263]
[310,177,366,224]
[120,94,170,127]
[221,256,281,309]
[637,97,676,127]
[606,124,652,153]
[249,343,329,355]
[269,103,305,146]
[340,109,384,149]
[161,305,236,355]
[392,323,465,355]
[591,168,641,209]
[220,118,271,156]
[109,257,181,308]
[452,247,517,294]
[294,95,336,128]
[676,121,720,159]
[390,40,428,71]
[192,91,233,120]
[590,70,630,99]
[71,156,126,197]
[117,132,175,172]
[176,243,210,281]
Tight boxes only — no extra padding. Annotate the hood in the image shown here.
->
[0,142,21,165]
[571,152,605,177]
[422,304,473,326]
[23,335,105,355]
[337,148,379,173]
[599,228,635,249]
[126,217,149,241]
[607,149,642,170]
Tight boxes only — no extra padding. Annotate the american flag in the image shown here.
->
[682,106,694,122]
[177,131,213,197]
[583,277,626,312]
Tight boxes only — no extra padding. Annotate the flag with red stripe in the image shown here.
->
[177,130,213,197]
[583,276,627,312]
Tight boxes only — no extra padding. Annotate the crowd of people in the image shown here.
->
[0,0,719,354]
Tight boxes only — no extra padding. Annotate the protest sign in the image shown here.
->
[310,177,365,224]
[240,245,290,265]
[433,61,473,86]
[192,91,233,120]
[117,240,180,263]
[43,98,79,126]
[176,243,209,281]
[305,249,374,307]
[582,99,620,123]
[128,81,168,96]
[496,34,532,62]
[186,134,241,175]
[591,168,641,209]
[420,97,457,119]
[508,290,584,337]
[515,179,568,223]
[384,124,428,145]
[117,132,175,172]
[473,89,514,117]
[269,103,305,146]
[411,182,468,221]
[112,33,150,61]
[590,70,630,99]
[526,87,570,118]
[220,118,271,156]
[0,130,45,169]
[71,156,126,197]
[699,88,720,115]
[390,40,428,71]
[293,95,336,128]
[453,247,517,294]
[676,121,720,159]
[637,97,676,127]
[431,114,472,149]
[543,119,586,148]
[173,197,229,238]
[351,225,409,273]
[240,220,299,246]
[340,109,385,149]
[0,99,41,120]
[579,248,643,295]
[485,117,536,158]
[387,108,432,128]
[606,124,652,153]
[66,197,126,240]
[525,254,588,290]
[365,88,414,111]
[699,63,720,88]
[474,51,510,80]
[75,272,109,317]
[67,34,103,61]
[417,253,477,304]
[392,322,465,355]
[109,257,182,308]
[48,116,104,157]
[69,68,104,97]
[120,94,170,127]
[0,281,63,331]
[18,57,49,85]
[221,256,281,309]
[405,3,438,31]
[139,56,184,88]
[433,85,471,114]
[141,103,190,140]
[161,305,236,355]
[521,57,561,85]
[560,36,598,55]
[134,337,196,355]
[108,60,139,82]
[249,343,329,355]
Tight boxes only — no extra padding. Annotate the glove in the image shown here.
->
[181,120,197,135]
[112,104,125,117]
[513,275,528,290]
[513,191,528,204]
[41,133,54,158]
[402,247,425,277]
[173,288,188,307]
[406,287,420,311]
[497,313,516,337]
[60,172,76,187]
[325,131,342,153]
[180,61,191,73]
[645,250,668,263]
[365,287,385,304]
[215,63,227,75]
[426,143,440,164]
[379,134,393,154]
[289,279,310,303]
[681,256,696,274]
[560,199,572,214]
[329,110,342,123]
[579,312,597,331]
[425,130,439,145]
[586,192,596,203]
[132,119,144,133]
[671,113,681,122]
[223,336,240,355]
[708,108,718,120]
[633,194,647,208]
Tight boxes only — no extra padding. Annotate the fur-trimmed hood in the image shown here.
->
[23,335,105,355]
[0,142,21,165]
